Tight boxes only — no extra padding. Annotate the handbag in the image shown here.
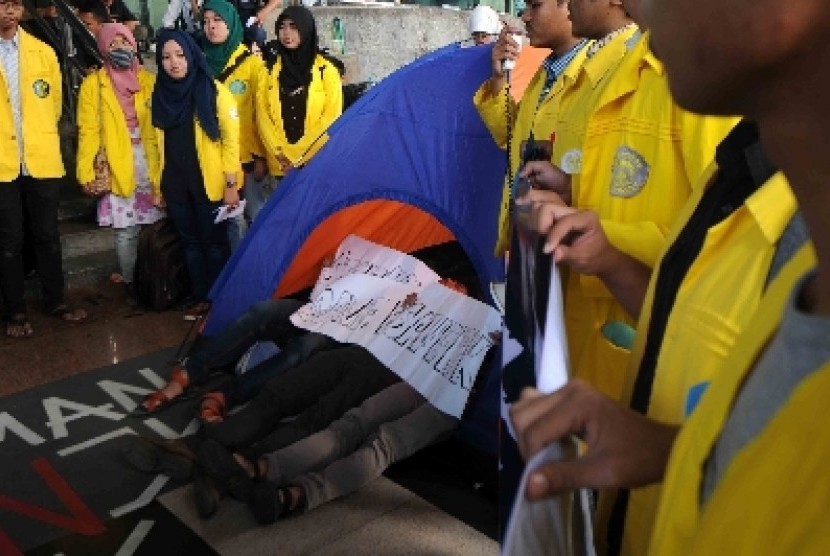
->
[85,72,111,196]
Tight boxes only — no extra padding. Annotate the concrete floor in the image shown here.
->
[0,281,498,555]
[0,282,192,398]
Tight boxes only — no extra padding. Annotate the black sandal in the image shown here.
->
[192,466,228,520]
[119,436,196,480]
[249,482,298,525]
[196,439,257,502]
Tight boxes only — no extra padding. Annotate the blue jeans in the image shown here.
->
[243,173,276,224]
[165,200,229,301]
[226,214,247,252]
[185,299,337,406]
[114,225,141,282]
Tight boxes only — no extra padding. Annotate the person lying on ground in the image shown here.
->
[136,240,477,421]
[136,296,338,420]
[123,278,480,487]
[194,379,460,520]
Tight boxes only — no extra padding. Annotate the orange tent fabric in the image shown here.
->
[509,46,551,101]
[274,200,455,297]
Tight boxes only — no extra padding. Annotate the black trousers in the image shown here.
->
[0,176,65,319]
[202,345,401,458]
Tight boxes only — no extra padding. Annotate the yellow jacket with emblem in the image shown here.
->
[473,43,589,256]
[256,54,343,176]
[595,170,799,556]
[156,81,242,200]
[76,68,159,197]
[219,44,265,164]
[549,25,638,180]
[561,32,738,403]
[647,243,825,556]
[0,28,64,181]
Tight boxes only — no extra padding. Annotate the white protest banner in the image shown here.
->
[502,442,596,556]
[291,274,501,417]
[310,235,440,300]
[537,260,570,394]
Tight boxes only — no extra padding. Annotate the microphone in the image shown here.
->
[501,33,523,79]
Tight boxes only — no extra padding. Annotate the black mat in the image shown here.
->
[0,347,199,552]
[0,348,497,553]
[25,501,218,556]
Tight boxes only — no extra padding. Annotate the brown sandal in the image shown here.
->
[135,366,190,415]
[199,392,227,424]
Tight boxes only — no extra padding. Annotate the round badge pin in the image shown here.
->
[33,79,51,99]
[229,80,247,95]
[560,149,582,175]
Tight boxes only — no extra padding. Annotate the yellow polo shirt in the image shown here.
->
[648,243,823,555]
[601,171,799,556]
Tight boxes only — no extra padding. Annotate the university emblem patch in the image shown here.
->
[609,145,649,197]
[560,149,582,175]
[32,79,50,98]
[229,79,247,95]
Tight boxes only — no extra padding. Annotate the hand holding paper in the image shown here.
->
[510,381,679,499]
[214,199,247,224]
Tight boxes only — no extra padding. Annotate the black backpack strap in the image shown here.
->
[318,48,345,76]
[217,50,252,83]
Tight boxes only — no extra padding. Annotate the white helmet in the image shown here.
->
[469,5,501,36]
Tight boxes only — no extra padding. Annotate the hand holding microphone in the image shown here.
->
[492,27,524,79]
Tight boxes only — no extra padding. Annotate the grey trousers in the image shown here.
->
[262,382,459,511]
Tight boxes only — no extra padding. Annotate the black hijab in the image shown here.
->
[153,29,220,141]
[275,6,318,91]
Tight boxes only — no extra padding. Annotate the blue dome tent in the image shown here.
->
[204,43,506,453]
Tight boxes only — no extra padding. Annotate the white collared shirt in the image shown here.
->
[0,30,26,176]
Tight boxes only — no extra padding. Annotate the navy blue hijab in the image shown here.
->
[153,29,220,141]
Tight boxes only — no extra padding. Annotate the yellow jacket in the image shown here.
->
[473,43,589,255]
[549,25,638,178]
[597,171,799,556]
[563,33,738,402]
[76,68,159,197]
[648,243,823,556]
[256,54,343,176]
[220,44,265,164]
[0,28,64,181]
[157,81,242,201]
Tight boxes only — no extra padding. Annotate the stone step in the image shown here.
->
[64,250,119,290]
[58,195,97,222]
[25,250,118,299]
[60,219,114,260]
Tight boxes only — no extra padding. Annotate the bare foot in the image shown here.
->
[286,486,304,511]
[233,452,257,479]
